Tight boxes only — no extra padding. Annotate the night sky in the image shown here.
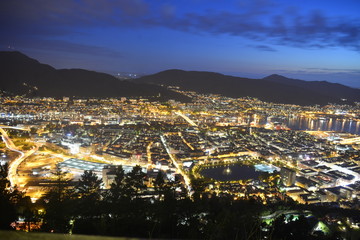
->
[1,0,359,87]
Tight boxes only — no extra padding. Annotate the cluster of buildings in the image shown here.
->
[1,92,360,208]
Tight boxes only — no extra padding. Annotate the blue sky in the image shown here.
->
[0,0,359,87]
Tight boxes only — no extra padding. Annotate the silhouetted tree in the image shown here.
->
[76,170,102,202]
[17,196,37,232]
[30,127,37,135]
[0,163,17,229]
[104,165,153,237]
[40,167,74,233]
[107,165,128,202]
[72,170,103,235]
[154,171,166,200]
[271,214,313,240]
[125,165,146,198]
[191,177,207,201]
[121,165,150,237]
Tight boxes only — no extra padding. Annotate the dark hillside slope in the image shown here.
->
[0,51,190,102]
[136,69,359,105]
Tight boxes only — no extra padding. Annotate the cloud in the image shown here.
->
[1,0,360,52]
[160,4,176,19]
[304,67,360,75]
[170,10,360,52]
[0,0,149,27]
[137,2,360,52]
[250,45,277,52]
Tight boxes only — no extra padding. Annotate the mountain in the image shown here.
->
[2,52,358,105]
[136,69,360,105]
[0,51,190,102]
[263,74,360,102]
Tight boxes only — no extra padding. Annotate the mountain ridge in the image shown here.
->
[1,51,359,105]
[135,69,360,105]
[0,51,190,102]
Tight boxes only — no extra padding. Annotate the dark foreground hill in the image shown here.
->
[136,69,360,105]
[0,51,190,102]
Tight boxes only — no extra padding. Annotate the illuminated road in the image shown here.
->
[180,151,257,162]
[8,148,37,187]
[178,132,194,151]
[0,126,36,187]
[175,112,197,127]
[146,141,153,167]
[0,127,17,149]
[160,134,193,194]
[0,125,30,131]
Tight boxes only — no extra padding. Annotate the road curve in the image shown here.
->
[0,127,36,187]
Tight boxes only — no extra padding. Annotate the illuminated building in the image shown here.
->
[280,167,296,187]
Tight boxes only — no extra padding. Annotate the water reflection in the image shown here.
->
[260,116,360,135]
[200,165,261,182]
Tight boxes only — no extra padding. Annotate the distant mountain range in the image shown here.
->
[1,51,359,105]
[136,69,360,105]
[0,51,190,102]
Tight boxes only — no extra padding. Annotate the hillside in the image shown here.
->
[136,69,360,105]
[2,52,358,105]
[263,74,360,102]
[0,51,190,102]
